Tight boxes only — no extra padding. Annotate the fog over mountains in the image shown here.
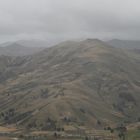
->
[1,0,140,43]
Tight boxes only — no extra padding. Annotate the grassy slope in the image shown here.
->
[126,129,140,140]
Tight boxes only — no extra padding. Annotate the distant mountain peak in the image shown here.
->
[0,41,46,56]
[84,38,102,43]
[108,39,140,49]
[5,42,24,48]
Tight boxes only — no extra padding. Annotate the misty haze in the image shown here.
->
[0,0,140,140]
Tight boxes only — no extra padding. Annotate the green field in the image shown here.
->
[126,130,140,140]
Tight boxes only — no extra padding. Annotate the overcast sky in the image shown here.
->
[0,0,140,43]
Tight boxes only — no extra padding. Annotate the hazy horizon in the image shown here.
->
[0,0,140,44]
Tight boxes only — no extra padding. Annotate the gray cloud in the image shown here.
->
[0,0,140,43]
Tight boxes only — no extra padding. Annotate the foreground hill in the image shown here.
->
[0,39,140,130]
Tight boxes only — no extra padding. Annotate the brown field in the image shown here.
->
[0,126,17,132]
[127,122,140,130]
[0,137,12,140]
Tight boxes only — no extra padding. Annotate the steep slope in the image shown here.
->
[0,39,140,129]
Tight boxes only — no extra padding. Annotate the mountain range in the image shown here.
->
[0,39,139,130]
